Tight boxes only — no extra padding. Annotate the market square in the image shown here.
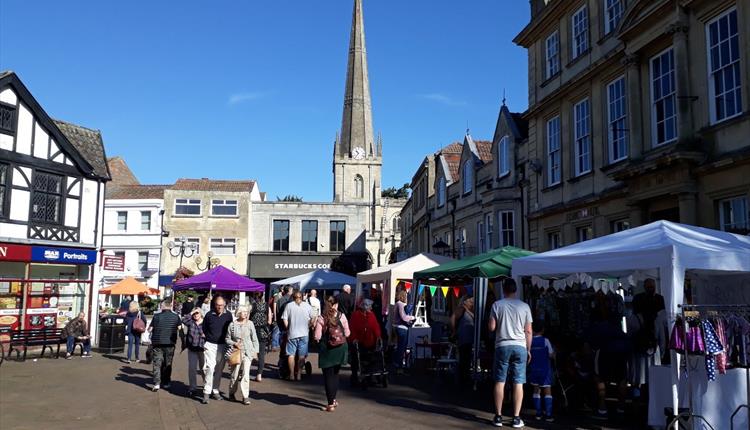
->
[1,0,749,429]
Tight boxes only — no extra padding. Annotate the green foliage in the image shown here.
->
[277,194,303,202]
[382,183,410,199]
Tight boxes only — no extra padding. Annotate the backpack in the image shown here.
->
[326,312,346,348]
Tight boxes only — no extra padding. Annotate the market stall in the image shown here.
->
[173,266,264,310]
[270,269,356,291]
[98,277,160,296]
[414,247,535,384]
[511,221,750,429]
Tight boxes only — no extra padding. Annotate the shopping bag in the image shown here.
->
[228,347,242,366]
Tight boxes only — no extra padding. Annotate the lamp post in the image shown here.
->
[167,237,196,268]
[195,252,221,299]
[156,209,168,291]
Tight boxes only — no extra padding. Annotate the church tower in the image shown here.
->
[333,0,382,204]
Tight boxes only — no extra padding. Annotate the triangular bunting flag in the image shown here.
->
[440,286,449,297]
[404,281,413,290]
[428,286,437,297]
[417,284,425,296]
[453,287,461,298]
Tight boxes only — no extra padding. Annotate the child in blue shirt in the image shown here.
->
[528,321,554,421]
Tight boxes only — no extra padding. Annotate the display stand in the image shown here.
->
[413,295,427,327]
[669,304,750,430]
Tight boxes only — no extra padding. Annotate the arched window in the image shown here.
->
[437,176,446,207]
[354,175,364,199]
[462,160,473,194]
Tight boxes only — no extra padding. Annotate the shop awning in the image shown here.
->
[414,247,535,280]
[270,269,356,291]
[172,265,264,292]
[99,277,159,295]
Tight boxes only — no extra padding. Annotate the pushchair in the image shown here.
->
[277,332,312,379]
[351,338,388,389]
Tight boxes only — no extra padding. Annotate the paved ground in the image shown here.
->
[0,349,643,430]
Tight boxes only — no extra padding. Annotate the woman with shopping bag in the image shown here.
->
[225,306,259,405]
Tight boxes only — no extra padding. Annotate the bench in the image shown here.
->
[7,328,65,361]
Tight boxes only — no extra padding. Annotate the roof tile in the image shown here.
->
[53,119,111,180]
[106,185,168,200]
[172,178,256,193]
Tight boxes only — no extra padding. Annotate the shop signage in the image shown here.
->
[102,255,125,271]
[31,246,97,265]
[248,254,339,278]
[273,263,331,270]
[0,243,32,262]
[147,254,160,271]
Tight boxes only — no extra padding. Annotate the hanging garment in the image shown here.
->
[714,318,728,375]
[701,319,723,382]
[685,320,705,355]
[669,320,685,353]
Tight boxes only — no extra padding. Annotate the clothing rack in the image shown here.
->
[669,304,750,430]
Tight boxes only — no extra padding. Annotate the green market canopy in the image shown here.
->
[413,246,535,281]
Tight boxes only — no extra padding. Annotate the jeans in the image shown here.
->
[66,336,91,355]
[187,349,205,390]
[494,345,528,384]
[152,345,175,386]
[271,325,281,349]
[393,326,409,368]
[127,333,141,361]
[322,365,341,405]
[203,342,227,395]
[230,356,252,399]
[255,339,267,377]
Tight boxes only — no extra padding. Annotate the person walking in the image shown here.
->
[337,284,354,320]
[488,279,533,428]
[349,298,381,385]
[182,307,206,397]
[125,301,147,364]
[392,290,415,371]
[63,312,92,359]
[281,290,315,380]
[314,296,350,412]
[149,301,181,392]
[225,306,260,405]
[451,296,475,384]
[202,295,233,404]
[308,289,321,319]
[249,293,270,382]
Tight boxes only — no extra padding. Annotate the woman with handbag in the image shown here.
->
[225,305,259,405]
[249,293,270,382]
[125,301,147,364]
[314,296,351,412]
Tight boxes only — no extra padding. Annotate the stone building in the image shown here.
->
[514,0,750,250]
[161,178,262,277]
[247,0,404,282]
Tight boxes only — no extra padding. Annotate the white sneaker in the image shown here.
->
[152,384,160,392]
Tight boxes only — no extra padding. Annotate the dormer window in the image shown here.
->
[498,135,511,177]
[462,160,473,194]
[437,176,446,207]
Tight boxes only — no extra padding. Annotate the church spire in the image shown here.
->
[338,0,375,159]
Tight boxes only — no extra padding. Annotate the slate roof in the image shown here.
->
[106,184,168,200]
[172,178,257,193]
[53,120,111,180]
[107,157,140,186]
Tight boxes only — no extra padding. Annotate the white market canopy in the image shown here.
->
[512,220,750,317]
[356,253,453,303]
[270,269,356,291]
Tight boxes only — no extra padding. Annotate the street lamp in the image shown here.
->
[167,237,196,268]
[195,251,220,272]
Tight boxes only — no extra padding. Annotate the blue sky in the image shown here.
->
[0,0,530,202]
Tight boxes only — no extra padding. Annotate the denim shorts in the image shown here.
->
[286,336,309,357]
[494,345,527,384]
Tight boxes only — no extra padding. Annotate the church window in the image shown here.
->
[354,175,364,199]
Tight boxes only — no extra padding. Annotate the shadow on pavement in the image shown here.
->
[375,396,489,425]
[254,391,326,410]
[119,366,151,376]
[115,372,151,390]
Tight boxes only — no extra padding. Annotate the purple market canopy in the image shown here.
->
[172,265,264,292]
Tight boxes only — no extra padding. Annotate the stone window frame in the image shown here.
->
[273,220,290,252]
[301,220,318,252]
[573,97,592,176]
[718,195,748,233]
[498,135,511,177]
[499,210,515,247]
[546,116,562,186]
[706,7,742,125]
[650,47,677,147]
[603,0,624,36]
[607,76,628,164]
[571,4,589,60]
[545,30,560,79]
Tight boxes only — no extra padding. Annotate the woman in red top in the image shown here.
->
[348,298,381,386]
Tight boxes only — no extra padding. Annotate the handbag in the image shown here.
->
[228,347,242,366]
[132,312,146,334]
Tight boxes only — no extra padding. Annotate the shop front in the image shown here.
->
[0,242,97,339]
[248,252,369,288]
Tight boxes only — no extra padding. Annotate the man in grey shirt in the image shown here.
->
[488,278,533,428]
[282,290,314,380]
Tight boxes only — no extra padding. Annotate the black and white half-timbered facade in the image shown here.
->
[0,71,110,337]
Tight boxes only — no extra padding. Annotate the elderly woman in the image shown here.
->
[182,307,206,397]
[349,298,382,385]
[125,301,147,364]
[225,305,260,405]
